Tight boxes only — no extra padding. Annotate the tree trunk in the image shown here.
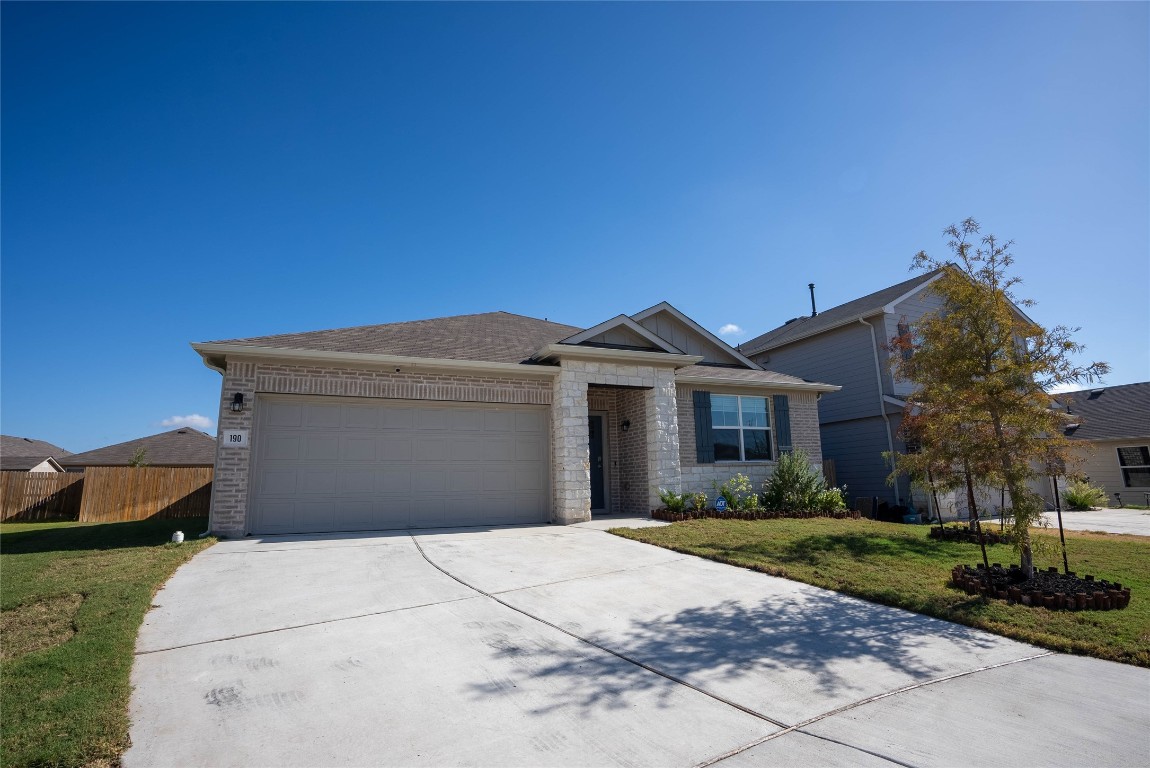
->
[964,465,989,569]
[990,409,1034,578]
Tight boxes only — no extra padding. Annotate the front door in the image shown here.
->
[589,413,606,513]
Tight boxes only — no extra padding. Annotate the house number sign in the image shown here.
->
[223,430,249,448]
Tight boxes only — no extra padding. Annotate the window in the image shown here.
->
[1117,446,1150,488]
[896,320,914,362]
[711,395,772,461]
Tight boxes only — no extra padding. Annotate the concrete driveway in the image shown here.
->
[126,520,1149,767]
[1040,507,1150,536]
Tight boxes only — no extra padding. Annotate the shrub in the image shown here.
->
[689,492,708,512]
[762,450,826,511]
[1063,479,1107,511]
[814,485,848,513]
[713,473,756,512]
[657,488,689,514]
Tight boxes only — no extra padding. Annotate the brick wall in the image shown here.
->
[675,385,824,497]
[617,388,648,514]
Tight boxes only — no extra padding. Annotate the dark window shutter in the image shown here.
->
[773,394,793,455]
[693,390,715,464]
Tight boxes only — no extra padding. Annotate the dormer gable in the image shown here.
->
[631,302,759,369]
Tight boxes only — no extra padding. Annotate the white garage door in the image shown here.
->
[250,396,550,534]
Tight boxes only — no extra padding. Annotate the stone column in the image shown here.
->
[645,367,682,510]
[551,363,591,524]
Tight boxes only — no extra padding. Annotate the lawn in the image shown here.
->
[1,518,214,768]
[611,518,1150,667]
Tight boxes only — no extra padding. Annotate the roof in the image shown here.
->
[675,365,840,392]
[1059,382,1150,442]
[202,312,582,365]
[0,455,65,472]
[739,270,943,355]
[60,428,217,468]
[1,435,71,458]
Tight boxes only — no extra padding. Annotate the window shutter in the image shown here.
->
[693,390,715,464]
[773,394,793,455]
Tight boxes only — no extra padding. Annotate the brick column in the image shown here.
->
[209,361,256,537]
[551,364,591,524]
[645,368,682,509]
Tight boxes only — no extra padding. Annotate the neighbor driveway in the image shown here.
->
[125,519,1149,767]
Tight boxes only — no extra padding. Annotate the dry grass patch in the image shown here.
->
[1,593,84,661]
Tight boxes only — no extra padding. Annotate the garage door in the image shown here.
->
[249,396,550,534]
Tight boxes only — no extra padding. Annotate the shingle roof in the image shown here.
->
[1059,382,1150,442]
[0,455,63,472]
[740,269,943,355]
[203,311,583,365]
[675,365,825,388]
[60,429,217,468]
[1,435,71,458]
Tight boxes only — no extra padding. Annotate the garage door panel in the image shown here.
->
[342,437,377,461]
[252,396,548,534]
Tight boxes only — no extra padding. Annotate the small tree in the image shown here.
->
[128,447,149,467]
[890,218,1108,577]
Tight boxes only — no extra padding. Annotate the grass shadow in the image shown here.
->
[0,517,208,555]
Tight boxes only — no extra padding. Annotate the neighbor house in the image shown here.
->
[192,305,839,537]
[0,435,71,473]
[59,428,217,471]
[738,270,1037,517]
[1054,382,1150,507]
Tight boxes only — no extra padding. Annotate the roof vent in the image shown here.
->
[177,429,187,434]
[783,317,803,326]
[1088,389,1105,399]
[22,437,33,443]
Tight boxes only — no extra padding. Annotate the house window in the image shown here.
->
[1117,446,1150,488]
[711,395,772,461]
[896,320,914,362]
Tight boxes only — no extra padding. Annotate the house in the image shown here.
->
[0,435,71,473]
[59,428,217,471]
[739,270,1040,517]
[1054,382,1150,507]
[192,305,839,537]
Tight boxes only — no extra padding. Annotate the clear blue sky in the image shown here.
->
[3,2,1147,453]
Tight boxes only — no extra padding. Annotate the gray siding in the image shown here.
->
[1071,438,1150,505]
[637,311,744,366]
[886,288,943,396]
[748,319,880,425]
[821,416,905,506]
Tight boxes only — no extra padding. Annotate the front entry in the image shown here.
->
[589,412,607,514]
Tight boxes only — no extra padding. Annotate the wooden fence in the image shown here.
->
[0,472,86,522]
[1,467,213,523]
[822,459,837,489]
[79,466,213,522]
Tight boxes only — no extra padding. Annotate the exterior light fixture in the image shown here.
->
[231,393,245,413]
[620,419,631,433]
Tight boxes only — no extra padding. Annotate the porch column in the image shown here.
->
[551,363,591,524]
[645,368,682,510]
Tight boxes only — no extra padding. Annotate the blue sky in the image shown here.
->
[3,2,1147,453]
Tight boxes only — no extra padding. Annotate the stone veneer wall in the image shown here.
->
[209,358,555,537]
[676,385,824,497]
[551,359,681,524]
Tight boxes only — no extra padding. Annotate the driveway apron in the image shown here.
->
[125,523,1150,767]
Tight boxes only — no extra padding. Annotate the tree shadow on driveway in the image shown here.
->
[467,589,1010,720]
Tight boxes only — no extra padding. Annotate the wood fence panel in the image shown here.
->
[79,467,213,523]
[822,459,837,489]
[0,472,85,522]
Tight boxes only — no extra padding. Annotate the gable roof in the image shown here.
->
[200,312,582,366]
[739,270,944,355]
[1059,382,1150,442]
[1,435,71,458]
[0,455,66,472]
[631,302,760,369]
[60,428,217,468]
[559,315,684,353]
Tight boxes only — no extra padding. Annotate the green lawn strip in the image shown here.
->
[1,518,214,768]
[611,518,1150,667]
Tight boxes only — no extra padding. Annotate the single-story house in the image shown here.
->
[1053,382,1150,507]
[0,435,71,473]
[59,428,217,471]
[193,304,839,537]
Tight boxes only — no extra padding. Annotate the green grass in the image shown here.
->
[1,518,214,768]
[612,518,1150,667]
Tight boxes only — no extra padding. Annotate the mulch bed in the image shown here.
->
[651,508,862,522]
[930,525,1014,545]
[952,563,1132,611]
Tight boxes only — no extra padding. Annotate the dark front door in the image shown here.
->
[589,414,606,512]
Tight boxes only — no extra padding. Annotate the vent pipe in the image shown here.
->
[808,283,818,317]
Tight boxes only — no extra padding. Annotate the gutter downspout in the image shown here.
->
[859,317,901,505]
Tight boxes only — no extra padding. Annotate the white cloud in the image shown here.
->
[718,323,744,337]
[161,414,214,430]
